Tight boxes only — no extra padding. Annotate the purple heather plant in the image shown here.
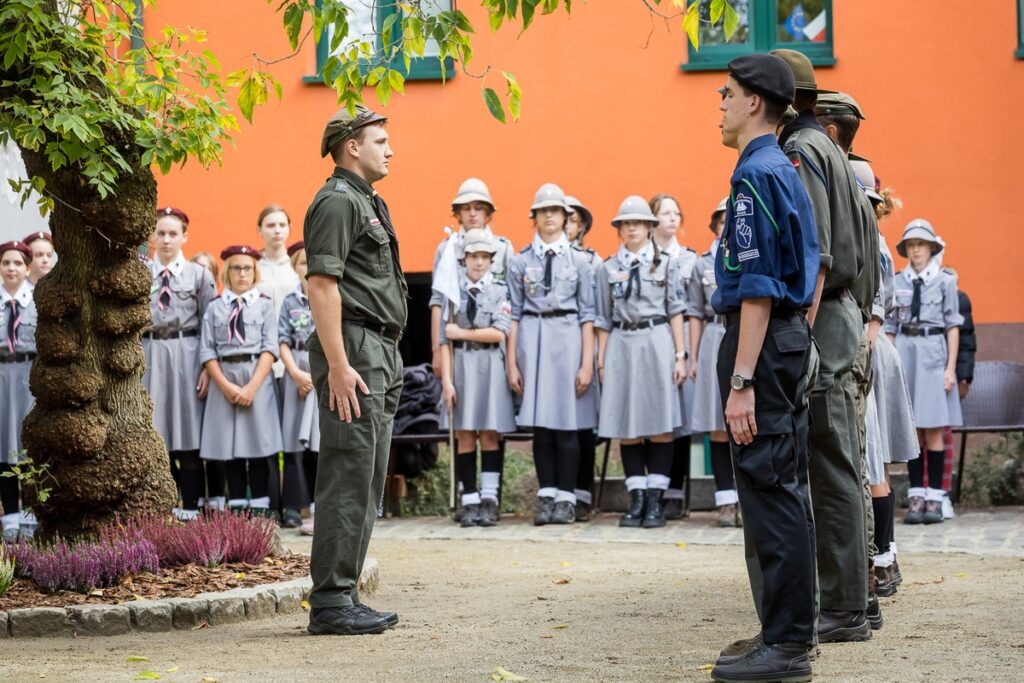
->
[7,536,158,593]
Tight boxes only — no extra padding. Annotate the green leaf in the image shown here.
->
[491,668,527,682]
[482,87,505,123]
[710,0,725,24]
[133,672,161,681]
[388,69,405,95]
[126,656,150,662]
[722,1,740,41]
[522,0,539,30]
[682,1,700,50]
[283,3,304,49]
[503,71,521,121]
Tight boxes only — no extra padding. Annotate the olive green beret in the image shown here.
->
[320,104,388,158]
[815,91,866,120]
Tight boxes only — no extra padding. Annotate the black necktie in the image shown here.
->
[371,194,409,296]
[5,300,17,353]
[228,299,245,344]
[911,277,923,321]
[158,270,172,311]
[625,259,641,300]
[543,250,555,289]
[467,288,479,325]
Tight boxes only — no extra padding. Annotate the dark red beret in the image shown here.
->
[287,240,305,257]
[0,241,32,262]
[157,206,190,225]
[220,245,261,260]
[21,231,52,245]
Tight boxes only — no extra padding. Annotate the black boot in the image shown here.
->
[642,489,667,529]
[534,496,555,526]
[866,594,883,630]
[619,489,646,528]
[817,610,871,642]
[711,642,811,683]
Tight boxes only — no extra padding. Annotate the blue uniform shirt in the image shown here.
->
[712,134,820,314]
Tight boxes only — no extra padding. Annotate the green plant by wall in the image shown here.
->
[0,545,15,596]
[959,432,1024,508]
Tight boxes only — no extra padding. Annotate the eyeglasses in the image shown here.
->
[228,265,254,274]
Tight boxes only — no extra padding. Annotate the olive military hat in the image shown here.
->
[725,53,796,104]
[896,219,943,257]
[815,91,866,120]
[320,104,388,158]
[611,195,658,228]
[769,48,836,94]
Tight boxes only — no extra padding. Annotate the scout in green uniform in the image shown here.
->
[303,105,408,636]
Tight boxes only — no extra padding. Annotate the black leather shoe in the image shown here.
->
[478,498,499,527]
[866,594,883,630]
[875,565,897,597]
[642,488,667,528]
[575,500,593,522]
[281,509,303,529]
[460,503,481,527]
[892,559,903,586]
[354,603,399,628]
[534,497,555,526]
[817,610,871,642]
[550,500,575,524]
[619,489,646,528]
[718,634,817,666]
[308,606,389,635]
[662,497,685,520]
[711,642,811,683]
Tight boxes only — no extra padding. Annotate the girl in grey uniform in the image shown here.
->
[200,245,284,514]
[687,198,743,527]
[0,241,36,542]
[278,241,319,534]
[595,196,688,529]
[439,229,516,527]
[21,231,54,289]
[566,195,601,521]
[145,207,218,519]
[508,183,597,526]
[650,193,700,520]
[886,219,962,526]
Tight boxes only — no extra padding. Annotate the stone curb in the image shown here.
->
[0,557,379,638]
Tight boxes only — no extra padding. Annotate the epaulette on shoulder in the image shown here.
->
[496,235,511,244]
[331,179,349,193]
[684,245,697,254]
[260,293,272,300]
[702,250,712,258]
[519,244,531,254]
[941,267,956,277]
[210,295,222,302]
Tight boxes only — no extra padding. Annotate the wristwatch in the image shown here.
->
[730,374,755,391]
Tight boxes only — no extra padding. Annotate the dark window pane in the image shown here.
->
[699,0,751,47]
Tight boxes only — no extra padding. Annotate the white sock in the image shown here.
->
[228,498,249,509]
[874,551,894,568]
[537,487,557,500]
[249,496,271,509]
[19,511,36,526]
[196,497,207,508]
[908,487,926,499]
[663,488,685,501]
[646,474,670,490]
[625,476,647,492]
[177,509,199,521]
[481,472,500,500]
[308,502,315,515]
[715,489,739,506]
[207,496,226,511]
[574,489,592,505]
[2,513,19,531]
[926,487,945,503]
[890,541,898,556]
[461,492,481,506]
[555,490,577,504]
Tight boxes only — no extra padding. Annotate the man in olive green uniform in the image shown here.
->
[772,49,877,643]
[304,105,408,636]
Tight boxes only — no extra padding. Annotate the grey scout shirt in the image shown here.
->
[686,248,719,320]
[0,280,36,354]
[594,244,686,331]
[438,274,512,344]
[508,239,596,322]
[884,263,963,334]
[429,226,514,308]
[149,253,217,334]
[278,288,316,349]
[200,288,279,364]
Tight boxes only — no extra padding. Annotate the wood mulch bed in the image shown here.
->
[0,553,309,611]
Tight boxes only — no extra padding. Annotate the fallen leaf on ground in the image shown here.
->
[126,656,149,663]
[550,624,569,630]
[955,572,966,578]
[190,621,209,631]
[89,589,103,597]
[553,577,572,585]
[700,664,713,671]
[910,577,945,586]
[559,562,570,568]
[301,600,311,611]
[491,667,527,681]
[676,542,688,549]
[540,635,553,639]
[134,672,161,680]
[234,572,246,580]
[201,678,218,683]
[165,667,179,673]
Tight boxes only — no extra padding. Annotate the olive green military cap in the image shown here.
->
[815,91,866,120]
[769,48,836,94]
[320,104,388,158]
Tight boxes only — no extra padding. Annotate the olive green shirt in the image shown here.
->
[303,167,408,334]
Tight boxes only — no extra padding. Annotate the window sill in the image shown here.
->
[681,55,836,72]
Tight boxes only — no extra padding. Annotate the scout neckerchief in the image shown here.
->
[462,271,493,326]
[616,241,654,300]
[1,280,32,353]
[531,233,569,289]
[903,259,939,322]
[222,287,260,344]
[151,251,186,312]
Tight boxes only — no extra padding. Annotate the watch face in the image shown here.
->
[731,376,743,391]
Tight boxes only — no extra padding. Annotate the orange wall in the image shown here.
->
[150,1,1024,323]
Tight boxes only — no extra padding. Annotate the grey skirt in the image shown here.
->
[441,345,517,433]
[281,350,320,453]
[200,358,284,460]
[143,336,204,452]
[598,324,682,440]
[689,321,726,434]
[872,333,919,462]
[0,361,33,465]
[864,389,886,485]
[516,314,596,431]
[894,333,962,430]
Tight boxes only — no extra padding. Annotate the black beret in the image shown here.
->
[726,54,796,105]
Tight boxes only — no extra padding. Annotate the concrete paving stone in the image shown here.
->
[8,607,73,638]
[0,611,8,638]
[207,596,246,626]
[128,600,173,633]
[68,604,131,636]
[165,598,209,630]
[243,590,277,620]
[270,585,304,614]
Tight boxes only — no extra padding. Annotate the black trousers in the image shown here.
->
[718,312,816,645]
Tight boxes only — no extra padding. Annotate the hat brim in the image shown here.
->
[530,200,569,213]
[461,245,498,257]
[569,206,594,235]
[896,231,943,258]
[611,214,658,227]
[452,193,496,212]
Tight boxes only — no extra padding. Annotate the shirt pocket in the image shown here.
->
[366,226,392,277]
[608,270,629,299]
[17,306,37,345]
[920,288,944,324]
[555,264,579,298]
[893,288,913,322]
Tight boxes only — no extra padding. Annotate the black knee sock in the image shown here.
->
[554,429,580,494]
[872,495,892,558]
[669,435,691,489]
[927,449,946,491]
[621,442,646,480]
[281,451,309,509]
[710,440,735,491]
[205,460,226,501]
[888,490,896,553]
[225,460,248,502]
[907,449,925,489]
[481,449,502,475]
[576,429,596,492]
[646,440,675,478]
[0,464,20,514]
[175,450,205,510]
[533,428,558,491]
[302,450,318,503]
[249,456,272,500]
[456,450,478,495]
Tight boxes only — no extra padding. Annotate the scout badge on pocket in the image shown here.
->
[525,267,543,296]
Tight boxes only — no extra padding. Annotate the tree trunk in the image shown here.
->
[19,128,176,541]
